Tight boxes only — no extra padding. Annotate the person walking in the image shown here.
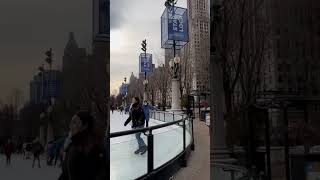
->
[31,138,44,168]
[142,101,154,128]
[58,110,108,180]
[4,139,13,166]
[124,97,147,155]
[54,137,65,168]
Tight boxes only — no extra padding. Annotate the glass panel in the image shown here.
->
[111,133,148,180]
[153,123,183,169]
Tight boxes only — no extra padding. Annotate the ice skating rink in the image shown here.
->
[110,111,192,180]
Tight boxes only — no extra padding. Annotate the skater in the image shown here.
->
[54,137,65,167]
[4,139,13,166]
[142,101,154,128]
[120,106,124,115]
[58,110,108,180]
[111,105,114,114]
[124,97,147,155]
[32,138,43,168]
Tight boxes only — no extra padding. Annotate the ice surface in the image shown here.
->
[110,111,192,180]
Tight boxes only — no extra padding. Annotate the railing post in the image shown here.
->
[183,119,186,151]
[173,113,175,122]
[180,119,187,167]
[164,112,166,122]
[147,130,154,173]
[191,117,195,150]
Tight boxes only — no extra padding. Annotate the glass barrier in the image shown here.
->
[111,111,193,180]
[153,123,183,169]
[110,134,148,180]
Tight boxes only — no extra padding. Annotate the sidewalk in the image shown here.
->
[172,118,210,180]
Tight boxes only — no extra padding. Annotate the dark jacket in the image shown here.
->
[32,142,44,157]
[142,104,154,121]
[124,103,145,128]
[58,130,107,180]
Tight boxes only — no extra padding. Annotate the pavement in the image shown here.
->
[172,117,210,180]
[0,154,61,180]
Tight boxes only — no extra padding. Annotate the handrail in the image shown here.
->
[110,110,194,179]
[109,118,185,138]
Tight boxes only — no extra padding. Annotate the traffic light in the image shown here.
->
[45,48,53,65]
[141,39,147,53]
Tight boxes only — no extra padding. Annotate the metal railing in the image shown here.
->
[110,111,194,179]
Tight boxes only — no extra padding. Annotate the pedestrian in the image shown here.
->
[120,106,124,115]
[4,139,13,166]
[111,105,114,114]
[124,97,147,155]
[54,137,65,168]
[142,101,154,127]
[31,138,44,168]
[58,110,108,180]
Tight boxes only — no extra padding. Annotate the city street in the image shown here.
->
[0,154,60,180]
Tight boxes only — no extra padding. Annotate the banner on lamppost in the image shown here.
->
[139,53,153,75]
[161,6,189,49]
[119,83,128,96]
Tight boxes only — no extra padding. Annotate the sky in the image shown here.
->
[110,0,187,95]
[0,0,92,104]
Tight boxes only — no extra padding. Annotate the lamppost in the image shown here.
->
[46,97,55,144]
[143,79,149,101]
[44,48,54,144]
[169,57,182,111]
[38,64,45,146]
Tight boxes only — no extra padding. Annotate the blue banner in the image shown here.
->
[139,53,153,75]
[161,6,189,49]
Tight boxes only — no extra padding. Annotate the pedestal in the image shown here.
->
[171,78,181,111]
[211,54,236,164]
[39,126,45,146]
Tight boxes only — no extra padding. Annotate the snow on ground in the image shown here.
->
[0,154,61,180]
[110,111,191,180]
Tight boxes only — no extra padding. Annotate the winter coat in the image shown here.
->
[4,143,13,155]
[142,104,154,121]
[32,142,44,157]
[124,103,145,128]
[58,130,108,180]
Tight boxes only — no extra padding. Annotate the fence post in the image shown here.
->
[147,130,154,173]
[191,117,195,150]
[180,119,187,167]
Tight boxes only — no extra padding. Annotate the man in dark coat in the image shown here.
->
[32,138,43,168]
[142,101,154,127]
[4,139,13,166]
[124,97,147,155]
[58,110,108,180]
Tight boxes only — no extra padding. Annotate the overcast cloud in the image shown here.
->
[0,0,92,103]
[110,0,187,95]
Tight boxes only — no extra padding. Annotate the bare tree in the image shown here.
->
[212,0,271,146]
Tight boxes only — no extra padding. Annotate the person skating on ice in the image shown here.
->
[124,97,147,155]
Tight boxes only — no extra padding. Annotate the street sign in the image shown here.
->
[139,53,153,75]
[161,6,189,49]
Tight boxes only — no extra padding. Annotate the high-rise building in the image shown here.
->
[30,70,61,105]
[187,0,210,101]
[62,32,88,109]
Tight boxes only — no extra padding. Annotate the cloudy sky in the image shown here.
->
[0,0,92,104]
[110,0,187,95]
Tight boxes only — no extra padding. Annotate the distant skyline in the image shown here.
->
[110,0,187,95]
[0,0,92,104]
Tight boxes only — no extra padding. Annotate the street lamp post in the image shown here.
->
[45,48,54,144]
[38,64,45,146]
[169,57,182,111]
